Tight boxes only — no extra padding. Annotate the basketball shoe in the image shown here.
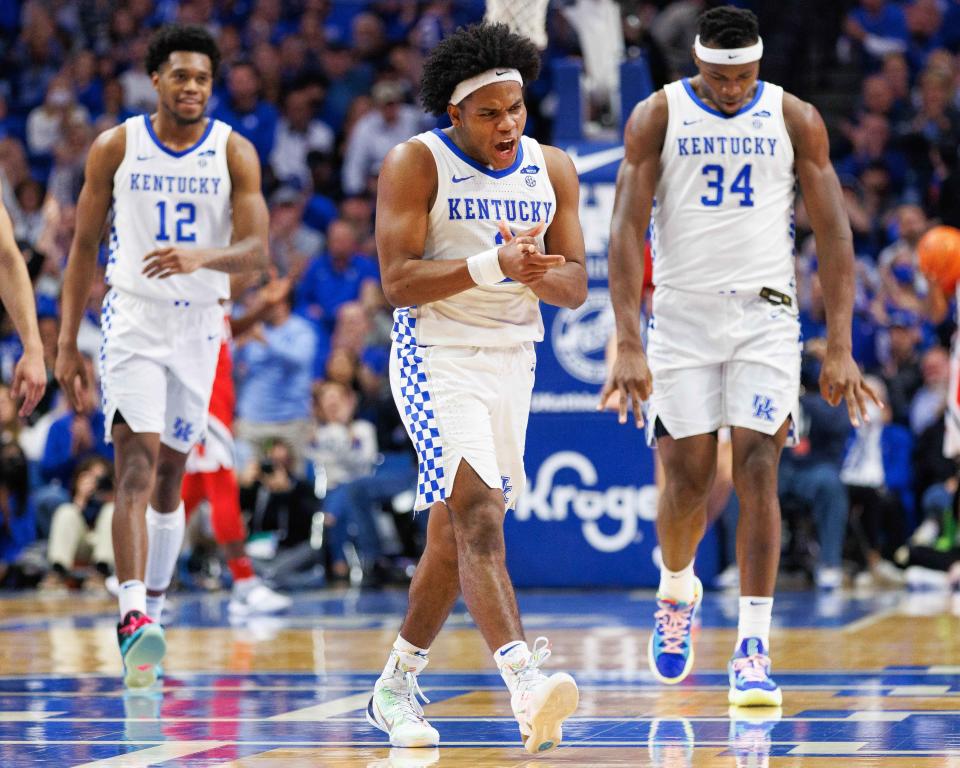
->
[728,637,782,707]
[117,610,166,689]
[367,649,439,748]
[648,577,702,684]
[228,577,292,615]
[503,637,580,754]
[647,717,694,768]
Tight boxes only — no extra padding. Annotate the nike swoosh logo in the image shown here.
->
[566,145,625,176]
[748,600,768,606]
[136,155,153,161]
[498,643,522,656]
[451,175,474,183]
[727,54,738,59]
[496,70,510,75]
[682,119,703,126]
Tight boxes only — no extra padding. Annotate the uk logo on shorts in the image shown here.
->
[172,417,194,443]
[752,394,776,422]
[501,475,513,505]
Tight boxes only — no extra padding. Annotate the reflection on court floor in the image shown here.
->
[0,588,958,766]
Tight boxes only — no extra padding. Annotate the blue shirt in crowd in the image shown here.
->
[40,410,113,487]
[295,252,380,333]
[235,314,316,424]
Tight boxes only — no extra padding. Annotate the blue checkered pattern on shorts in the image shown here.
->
[392,308,445,508]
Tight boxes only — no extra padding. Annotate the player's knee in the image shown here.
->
[116,458,154,498]
[451,504,506,558]
[734,445,780,492]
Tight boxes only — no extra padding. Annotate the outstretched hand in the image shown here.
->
[818,346,882,427]
[598,343,653,428]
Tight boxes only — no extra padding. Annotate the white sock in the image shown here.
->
[145,503,185,595]
[494,640,531,692]
[145,594,164,622]
[118,580,146,620]
[380,634,429,681]
[658,560,696,603]
[737,596,773,649]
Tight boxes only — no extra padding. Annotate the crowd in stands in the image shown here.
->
[0,0,959,594]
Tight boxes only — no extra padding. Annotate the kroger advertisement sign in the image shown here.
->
[504,144,718,587]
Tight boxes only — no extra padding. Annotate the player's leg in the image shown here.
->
[207,467,291,615]
[483,343,578,754]
[723,295,799,707]
[727,422,788,707]
[112,421,167,688]
[143,443,189,621]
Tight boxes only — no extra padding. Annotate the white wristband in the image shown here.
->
[466,247,505,285]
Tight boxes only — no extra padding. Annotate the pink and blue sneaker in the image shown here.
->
[117,610,166,689]
[647,577,702,684]
[728,637,782,706]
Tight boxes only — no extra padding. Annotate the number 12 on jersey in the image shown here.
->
[700,164,754,208]
[155,201,197,243]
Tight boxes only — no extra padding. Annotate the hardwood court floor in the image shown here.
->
[0,586,959,766]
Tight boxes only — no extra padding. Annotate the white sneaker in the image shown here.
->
[905,565,950,591]
[715,564,740,590]
[911,518,940,547]
[367,672,440,748]
[508,637,579,754]
[228,579,292,615]
[815,566,843,590]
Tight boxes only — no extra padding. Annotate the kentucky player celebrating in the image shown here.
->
[601,6,879,706]
[367,23,587,754]
[56,25,269,688]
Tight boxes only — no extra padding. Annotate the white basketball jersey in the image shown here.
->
[652,79,796,295]
[391,129,555,347]
[107,115,232,304]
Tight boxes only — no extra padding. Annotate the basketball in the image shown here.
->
[918,225,960,291]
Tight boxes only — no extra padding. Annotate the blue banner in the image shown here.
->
[504,142,719,588]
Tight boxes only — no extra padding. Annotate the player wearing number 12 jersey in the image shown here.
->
[601,5,879,707]
[55,24,268,688]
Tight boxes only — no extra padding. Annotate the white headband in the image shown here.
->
[449,67,523,105]
[694,35,763,64]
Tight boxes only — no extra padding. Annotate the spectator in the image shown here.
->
[212,61,278,164]
[43,455,115,590]
[234,290,316,469]
[318,41,375,134]
[26,76,90,168]
[835,113,909,195]
[910,345,949,436]
[269,87,334,190]
[341,80,422,196]
[239,438,318,549]
[295,219,379,337]
[0,439,38,587]
[309,380,382,581]
[879,311,924,426]
[267,186,323,279]
[841,376,912,582]
[842,0,909,71]
[779,350,853,589]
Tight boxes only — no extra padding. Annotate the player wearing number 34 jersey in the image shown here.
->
[601,5,880,708]
[55,25,269,689]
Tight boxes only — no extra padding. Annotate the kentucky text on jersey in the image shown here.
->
[677,136,779,157]
[128,173,223,195]
[446,197,553,223]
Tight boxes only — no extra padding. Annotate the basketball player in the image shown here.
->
[601,6,880,706]
[55,25,269,688]
[181,278,291,616]
[367,23,586,754]
[0,185,45,418]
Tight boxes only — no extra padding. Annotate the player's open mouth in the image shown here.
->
[494,139,516,158]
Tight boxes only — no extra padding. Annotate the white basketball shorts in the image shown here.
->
[99,288,224,453]
[390,341,535,512]
[645,285,801,443]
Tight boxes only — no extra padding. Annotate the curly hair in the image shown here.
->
[419,23,541,116]
[145,24,221,76]
[697,6,760,49]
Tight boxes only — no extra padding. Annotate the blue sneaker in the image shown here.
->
[117,610,166,689]
[647,577,702,684]
[728,638,782,706]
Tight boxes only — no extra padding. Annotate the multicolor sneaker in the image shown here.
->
[507,637,580,754]
[117,610,166,689]
[648,577,702,684]
[728,705,781,768]
[367,671,440,747]
[727,638,782,706]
